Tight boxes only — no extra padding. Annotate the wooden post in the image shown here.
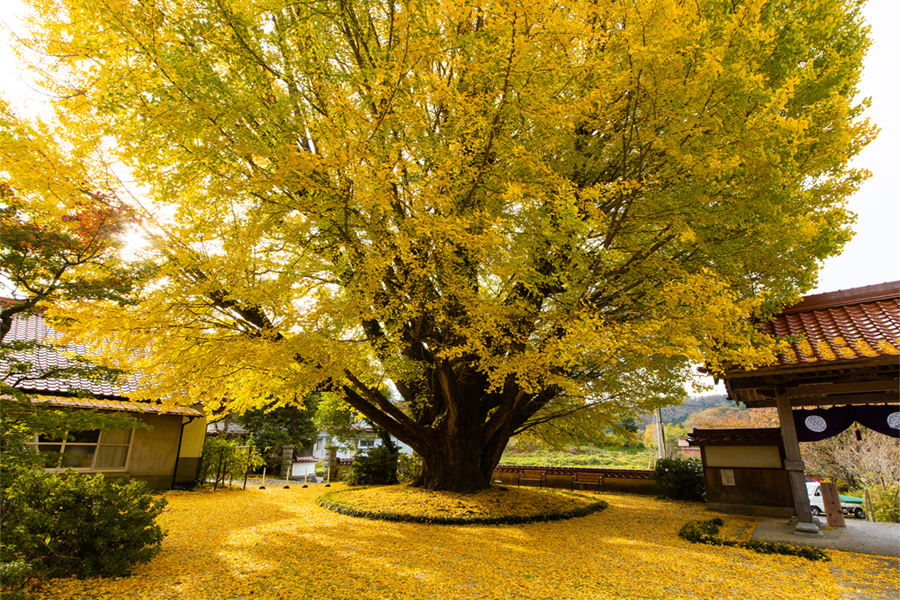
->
[775,387,819,534]
[865,489,875,522]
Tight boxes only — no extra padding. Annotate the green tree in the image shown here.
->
[642,422,688,460]
[29,0,874,491]
[237,396,319,473]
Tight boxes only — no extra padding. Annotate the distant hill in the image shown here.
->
[638,394,732,427]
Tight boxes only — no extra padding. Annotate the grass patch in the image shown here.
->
[679,518,830,562]
[317,484,608,525]
[499,445,652,470]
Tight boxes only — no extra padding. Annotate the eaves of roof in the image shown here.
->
[22,394,203,417]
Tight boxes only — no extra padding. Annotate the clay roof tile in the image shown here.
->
[765,281,900,366]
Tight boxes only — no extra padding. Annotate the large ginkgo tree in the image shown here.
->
[16,0,874,490]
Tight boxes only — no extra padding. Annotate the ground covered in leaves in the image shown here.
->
[25,484,899,600]
[318,485,606,524]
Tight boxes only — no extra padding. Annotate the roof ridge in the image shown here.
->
[780,281,899,315]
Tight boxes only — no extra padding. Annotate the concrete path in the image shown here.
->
[752,518,898,600]
[752,516,899,558]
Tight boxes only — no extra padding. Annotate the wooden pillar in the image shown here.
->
[775,387,819,534]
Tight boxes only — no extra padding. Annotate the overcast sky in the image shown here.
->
[809,0,900,294]
[2,0,897,295]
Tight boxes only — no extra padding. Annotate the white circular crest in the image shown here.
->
[888,412,900,430]
[805,415,827,433]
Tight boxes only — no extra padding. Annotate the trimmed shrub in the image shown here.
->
[345,446,400,485]
[679,518,829,562]
[1,470,166,589]
[653,457,706,501]
[317,489,608,525]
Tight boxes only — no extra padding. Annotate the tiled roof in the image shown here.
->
[686,428,783,447]
[760,281,900,367]
[2,307,140,398]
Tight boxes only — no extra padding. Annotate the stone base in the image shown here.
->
[790,515,825,537]
[790,519,822,537]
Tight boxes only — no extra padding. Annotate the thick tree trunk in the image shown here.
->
[411,424,513,493]
[340,364,538,494]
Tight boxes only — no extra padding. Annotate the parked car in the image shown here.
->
[807,482,866,519]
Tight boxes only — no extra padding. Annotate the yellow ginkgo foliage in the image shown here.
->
[15,0,876,491]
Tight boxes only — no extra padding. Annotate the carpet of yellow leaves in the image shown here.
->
[27,485,899,600]
[321,485,598,520]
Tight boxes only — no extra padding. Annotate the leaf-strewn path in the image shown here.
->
[32,485,899,600]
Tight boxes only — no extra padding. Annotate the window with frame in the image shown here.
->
[28,429,133,472]
[357,439,376,449]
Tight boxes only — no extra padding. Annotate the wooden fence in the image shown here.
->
[492,464,655,495]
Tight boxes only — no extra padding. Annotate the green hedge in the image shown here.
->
[679,518,829,562]
[1,470,167,590]
[653,458,706,501]
[344,446,399,486]
[317,489,608,526]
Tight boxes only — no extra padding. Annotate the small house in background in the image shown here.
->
[2,304,207,490]
[687,428,794,517]
[290,455,319,479]
[312,428,413,460]
[677,437,701,460]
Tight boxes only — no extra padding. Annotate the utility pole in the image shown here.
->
[655,408,666,459]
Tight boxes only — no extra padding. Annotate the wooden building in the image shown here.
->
[718,281,899,532]
[3,305,207,490]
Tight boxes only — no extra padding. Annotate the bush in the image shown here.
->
[1,470,166,589]
[397,453,423,484]
[317,488,608,525]
[344,446,400,485]
[653,457,705,501]
[850,482,900,523]
[199,436,263,486]
[679,518,829,562]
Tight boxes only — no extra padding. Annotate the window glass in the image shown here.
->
[95,445,129,469]
[100,429,132,444]
[61,445,96,468]
[30,428,131,472]
[70,430,101,443]
[38,445,63,468]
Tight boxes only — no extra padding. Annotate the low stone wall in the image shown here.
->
[492,465,655,495]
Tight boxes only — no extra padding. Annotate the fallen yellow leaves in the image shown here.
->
[23,485,899,600]
[319,484,603,523]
